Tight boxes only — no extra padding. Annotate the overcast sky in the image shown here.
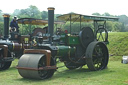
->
[0,0,128,16]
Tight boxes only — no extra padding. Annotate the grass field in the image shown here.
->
[1,32,128,85]
[0,59,128,85]
[108,32,128,56]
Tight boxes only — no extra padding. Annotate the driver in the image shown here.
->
[10,16,19,33]
[56,28,63,35]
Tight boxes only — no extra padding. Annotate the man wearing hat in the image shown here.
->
[10,16,19,33]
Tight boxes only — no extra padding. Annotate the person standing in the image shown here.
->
[10,16,19,32]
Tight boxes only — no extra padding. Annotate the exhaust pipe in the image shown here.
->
[47,7,55,44]
[3,14,10,39]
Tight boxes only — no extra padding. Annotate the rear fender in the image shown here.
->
[0,45,8,57]
[24,49,52,66]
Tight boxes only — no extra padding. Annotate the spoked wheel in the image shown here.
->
[85,41,109,71]
[64,61,80,70]
[0,52,12,71]
[17,54,55,79]
[38,56,55,79]
[96,28,108,42]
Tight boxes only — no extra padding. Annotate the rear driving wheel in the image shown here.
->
[85,41,109,71]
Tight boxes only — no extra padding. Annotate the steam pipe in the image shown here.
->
[3,14,10,39]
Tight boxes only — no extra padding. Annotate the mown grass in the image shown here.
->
[1,32,128,85]
[0,59,128,85]
[108,32,128,56]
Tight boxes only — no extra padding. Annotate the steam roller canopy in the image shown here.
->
[79,27,94,48]
[17,54,55,79]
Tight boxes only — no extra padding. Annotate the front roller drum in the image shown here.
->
[17,54,55,79]
[85,41,109,71]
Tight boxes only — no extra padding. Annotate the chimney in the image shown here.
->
[47,7,55,43]
[3,14,10,39]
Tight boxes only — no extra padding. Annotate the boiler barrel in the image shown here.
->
[0,41,26,51]
[56,46,76,57]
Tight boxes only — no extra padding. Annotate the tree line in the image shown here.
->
[0,5,128,35]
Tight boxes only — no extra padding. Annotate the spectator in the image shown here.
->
[10,16,19,32]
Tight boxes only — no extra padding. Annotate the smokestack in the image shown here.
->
[47,7,55,43]
[3,14,10,39]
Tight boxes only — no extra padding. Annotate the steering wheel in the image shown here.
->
[96,26,108,42]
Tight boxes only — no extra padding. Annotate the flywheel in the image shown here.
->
[32,28,45,37]
[79,27,94,48]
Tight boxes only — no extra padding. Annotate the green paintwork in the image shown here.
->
[56,46,76,56]
[59,34,80,45]
[66,35,80,45]
[60,34,66,43]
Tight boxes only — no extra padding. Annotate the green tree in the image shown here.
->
[55,14,61,21]
[114,22,125,32]
[0,10,2,13]
[92,12,101,16]
[28,5,41,18]
[8,7,128,33]
[0,10,3,22]
[102,12,111,16]
[0,22,4,36]
[0,9,3,35]
[16,5,41,19]
[41,11,48,20]
[118,15,128,25]
[13,9,21,16]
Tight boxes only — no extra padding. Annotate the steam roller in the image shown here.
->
[16,7,119,80]
[17,26,109,79]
